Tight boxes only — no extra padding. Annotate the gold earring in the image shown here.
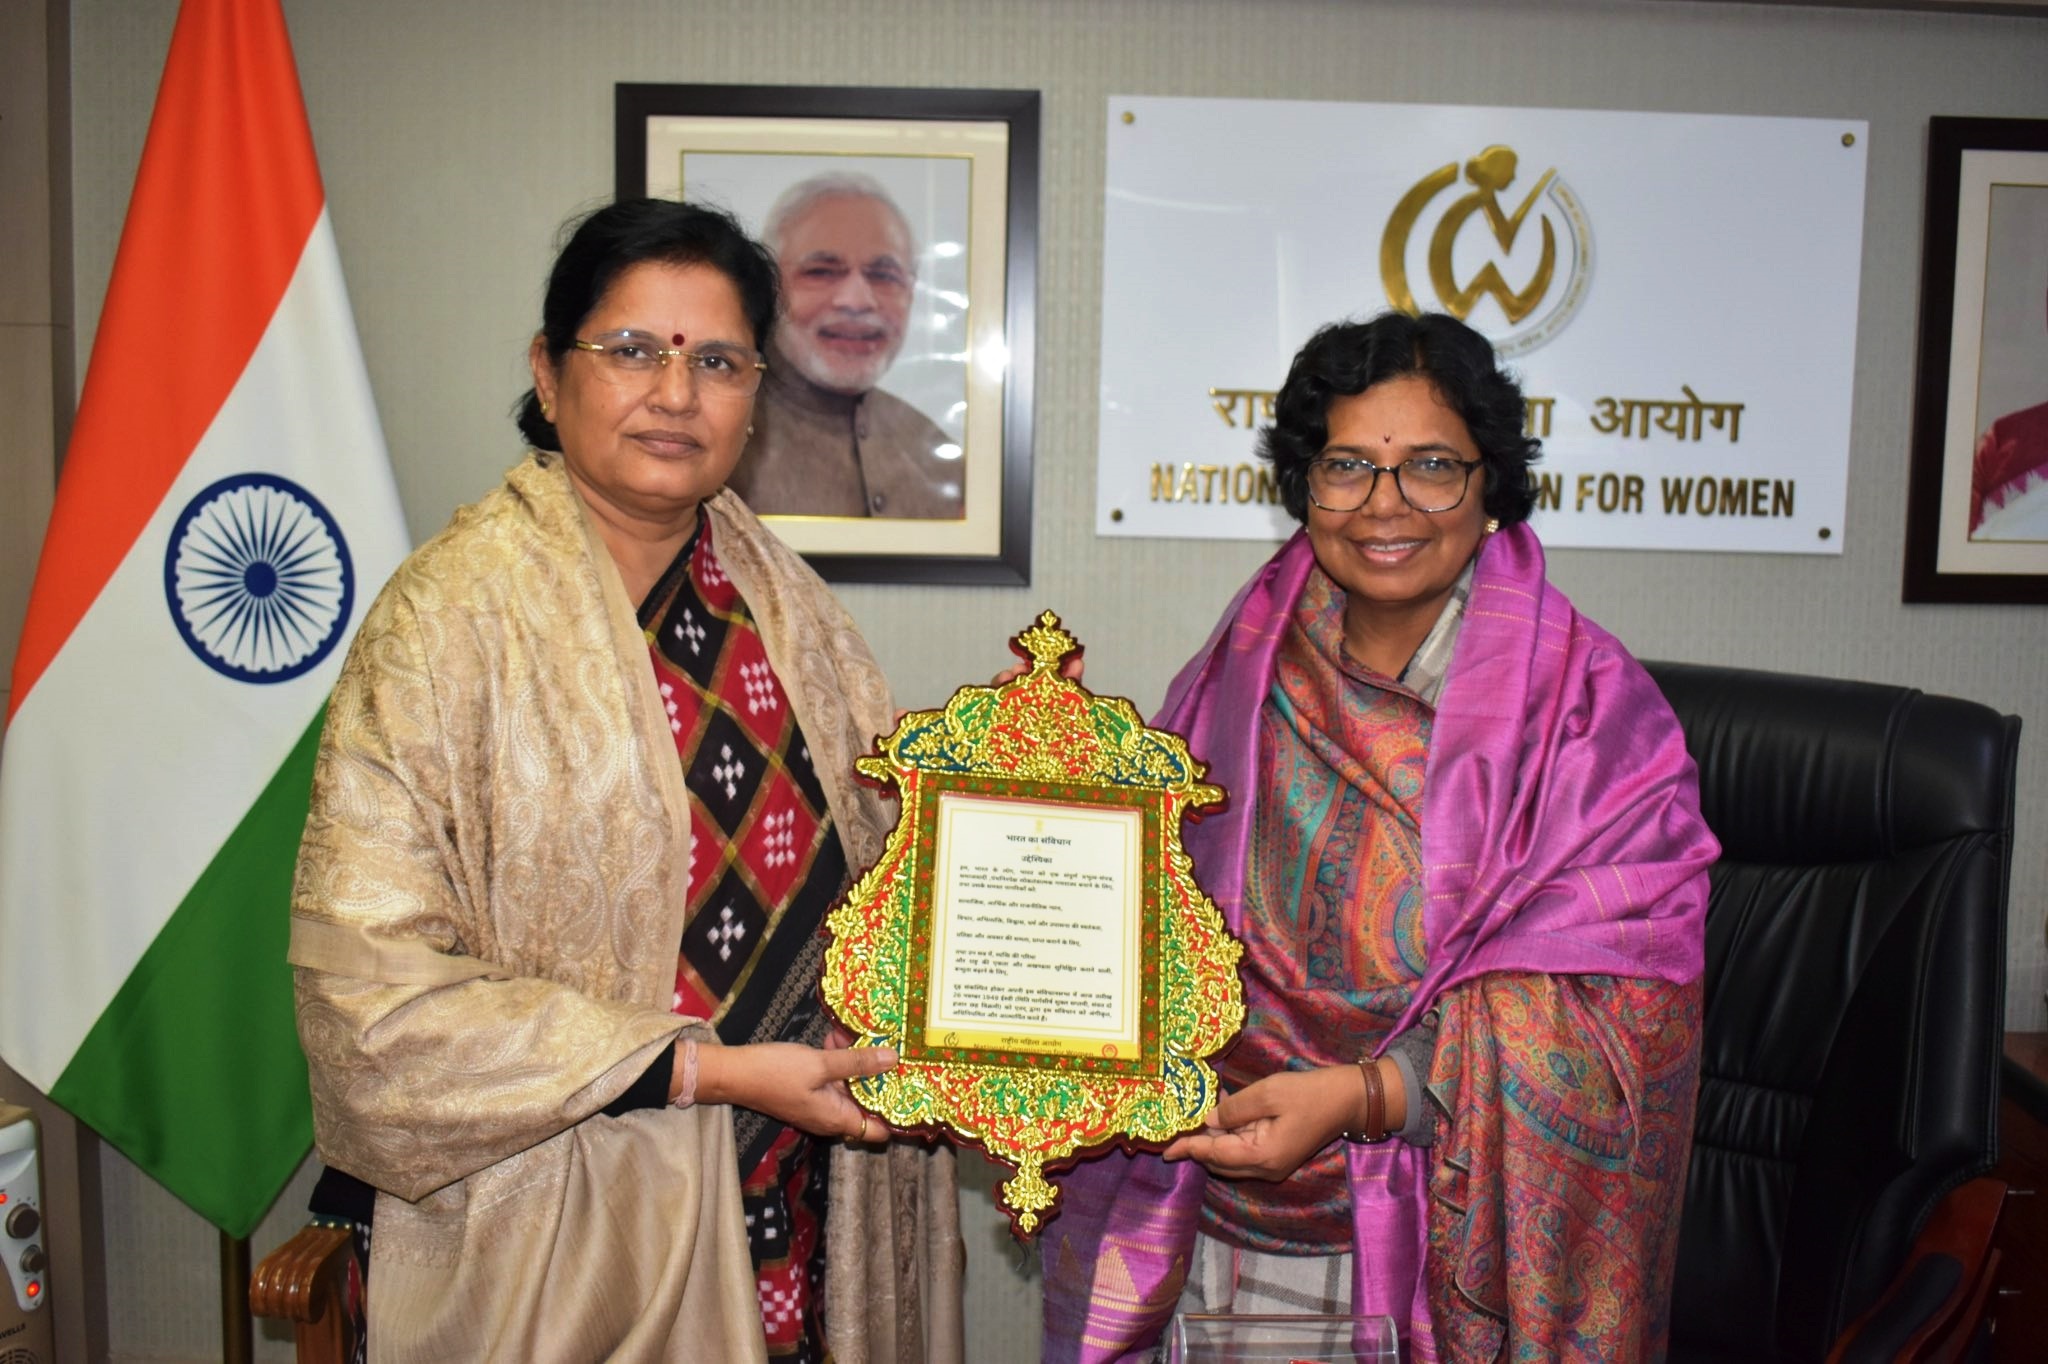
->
[1485,517,1500,534]
[746,424,755,437]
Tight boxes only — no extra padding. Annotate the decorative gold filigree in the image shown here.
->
[822,613,1244,1237]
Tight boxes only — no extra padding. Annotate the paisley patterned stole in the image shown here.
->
[1205,568,1431,1251]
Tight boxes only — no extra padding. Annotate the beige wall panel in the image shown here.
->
[1,0,59,705]
[0,3,83,1351]
[0,327,55,711]
[0,1,54,326]
[62,0,2048,1359]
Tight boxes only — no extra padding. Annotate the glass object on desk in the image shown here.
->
[1167,1312,1400,1363]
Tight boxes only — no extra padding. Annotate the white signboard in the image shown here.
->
[1097,97,1868,552]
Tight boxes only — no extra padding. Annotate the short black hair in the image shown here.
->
[515,198,780,449]
[1258,311,1541,526]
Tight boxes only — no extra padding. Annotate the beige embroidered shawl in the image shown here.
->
[290,452,963,1364]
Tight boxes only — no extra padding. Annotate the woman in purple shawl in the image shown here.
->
[1042,313,1716,1362]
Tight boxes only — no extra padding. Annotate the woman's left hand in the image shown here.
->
[1160,1065,1360,1181]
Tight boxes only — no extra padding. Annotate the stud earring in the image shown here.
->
[1484,517,1500,534]
[746,424,755,437]
[540,400,553,420]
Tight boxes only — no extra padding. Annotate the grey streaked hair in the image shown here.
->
[761,171,918,269]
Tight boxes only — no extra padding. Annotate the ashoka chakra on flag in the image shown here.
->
[163,472,355,684]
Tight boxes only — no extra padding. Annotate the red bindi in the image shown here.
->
[671,332,685,346]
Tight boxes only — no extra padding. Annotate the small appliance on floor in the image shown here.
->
[0,1103,53,1363]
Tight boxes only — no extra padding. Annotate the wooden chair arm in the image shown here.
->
[1826,1176,2008,1364]
[250,1222,353,1323]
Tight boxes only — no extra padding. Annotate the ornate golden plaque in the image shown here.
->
[822,613,1245,1236]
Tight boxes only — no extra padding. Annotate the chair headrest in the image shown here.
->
[1643,661,2017,866]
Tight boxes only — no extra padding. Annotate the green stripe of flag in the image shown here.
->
[50,708,326,1237]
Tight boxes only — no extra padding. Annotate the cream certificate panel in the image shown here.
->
[1098,96,1867,553]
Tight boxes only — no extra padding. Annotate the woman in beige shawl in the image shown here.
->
[290,199,961,1364]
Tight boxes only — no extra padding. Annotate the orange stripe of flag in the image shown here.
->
[7,0,324,722]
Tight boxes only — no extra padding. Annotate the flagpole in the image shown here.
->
[221,1230,252,1364]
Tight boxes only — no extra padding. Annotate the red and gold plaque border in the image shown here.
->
[821,613,1244,1237]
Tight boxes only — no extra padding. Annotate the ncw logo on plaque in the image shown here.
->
[1379,145,1593,357]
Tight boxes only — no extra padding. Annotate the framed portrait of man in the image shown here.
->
[618,84,1039,585]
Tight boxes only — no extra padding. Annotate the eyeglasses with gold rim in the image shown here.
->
[569,330,767,398]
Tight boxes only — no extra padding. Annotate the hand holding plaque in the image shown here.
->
[821,613,1245,1235]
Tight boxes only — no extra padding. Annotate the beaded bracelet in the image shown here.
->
[1342,1055,1389,1144]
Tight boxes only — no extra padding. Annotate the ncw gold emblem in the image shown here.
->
[1380,145,1592,356]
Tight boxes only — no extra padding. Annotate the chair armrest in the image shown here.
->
[1826,1177,2007,1364]
[250,1221,354,1323]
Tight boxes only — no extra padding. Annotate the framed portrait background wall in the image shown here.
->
[618,84,1039,585]
[1904,116,2048,604]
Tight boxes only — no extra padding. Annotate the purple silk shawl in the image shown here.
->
[1040,526,1716,1364]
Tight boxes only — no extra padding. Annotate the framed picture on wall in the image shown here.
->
[617,84,1039,585]
[1904,115,2048,604]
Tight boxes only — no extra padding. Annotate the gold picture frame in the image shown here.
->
[821,613,1244,1235]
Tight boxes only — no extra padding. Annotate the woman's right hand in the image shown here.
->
[692,1041,897,1141]
[1160,1059,1409,1180]
[1160,1065,1359,1180]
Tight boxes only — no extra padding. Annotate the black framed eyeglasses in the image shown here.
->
[1305,455,1483,514]
[570,330,767,398]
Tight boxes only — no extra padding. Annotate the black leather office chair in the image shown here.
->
[1647,662,2020,1364]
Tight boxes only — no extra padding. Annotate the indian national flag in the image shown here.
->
[0,0,408,1236]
